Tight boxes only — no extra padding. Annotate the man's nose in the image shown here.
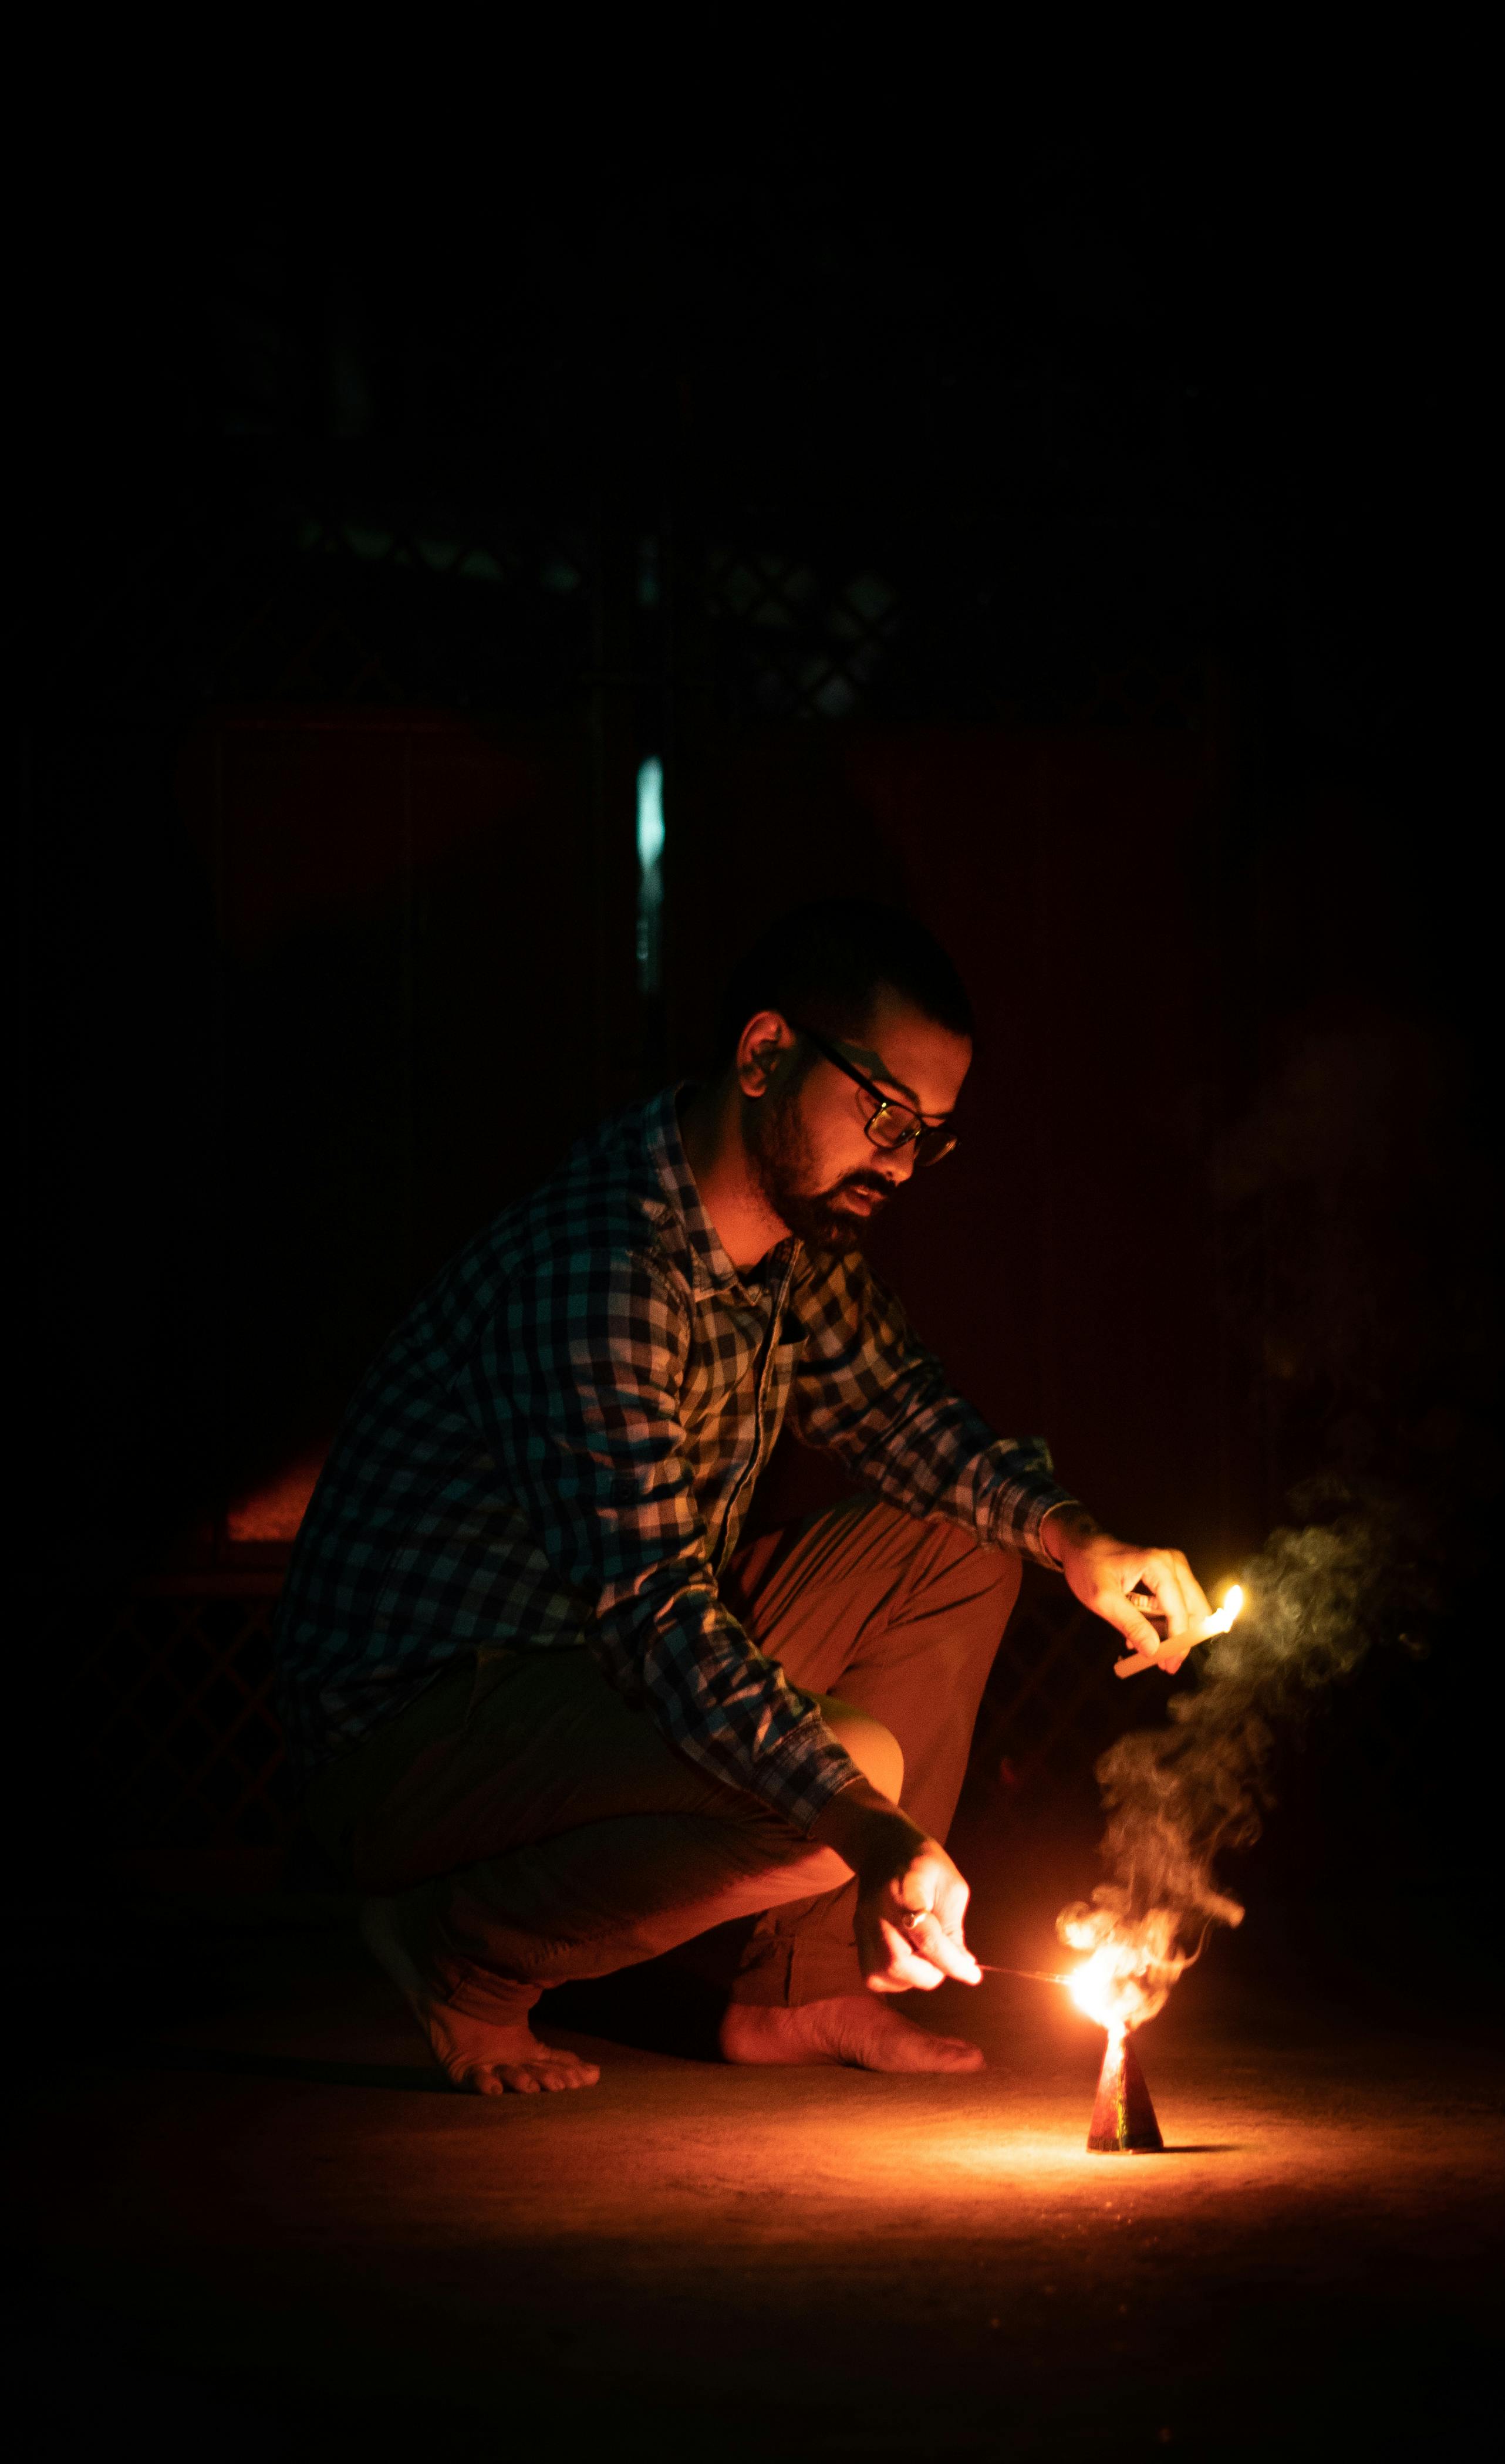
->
[883,1142,918,1185]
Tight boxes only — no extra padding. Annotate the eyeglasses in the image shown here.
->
[792,1024,958,1167]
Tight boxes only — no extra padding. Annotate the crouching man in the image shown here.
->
[275,900,1210,2092]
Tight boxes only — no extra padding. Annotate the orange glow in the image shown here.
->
[1059,1907,1189,2031]
[226,1447,327,1543]
[1195,1581,1244,1643]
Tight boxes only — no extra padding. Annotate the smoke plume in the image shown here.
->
[1064,1010,1497,1990]
[1058,1495,1445,1990]
[1058,1012,1494,2003]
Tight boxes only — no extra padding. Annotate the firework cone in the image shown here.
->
[1087,2027,1165,2153]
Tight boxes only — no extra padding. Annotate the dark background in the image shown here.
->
[16,129,1496,1953]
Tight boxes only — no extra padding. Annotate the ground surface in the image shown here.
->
[14,1898,1504,2460]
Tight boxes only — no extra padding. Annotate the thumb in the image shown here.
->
[1101,1596,1163,1660]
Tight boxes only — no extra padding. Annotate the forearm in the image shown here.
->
[590,1604,862,1832]
[807,1773,926,1884]
[792,1257,1075,1562]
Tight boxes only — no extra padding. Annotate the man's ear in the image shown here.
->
[735,1010,795,1098]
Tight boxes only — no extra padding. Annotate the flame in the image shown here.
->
[1197,1581,1244,1641]
[1119,1580,1246,1675]
[1058,1906,1190,2032]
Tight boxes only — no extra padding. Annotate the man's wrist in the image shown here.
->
[808,1776,923,1885]
[1041,1503,1099,1566]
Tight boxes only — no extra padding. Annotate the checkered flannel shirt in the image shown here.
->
[275,1086,1077,1831]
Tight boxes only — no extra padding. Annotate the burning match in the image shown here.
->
[1113,1581,1246,1679]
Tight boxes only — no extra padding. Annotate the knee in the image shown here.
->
[815,1695,904,1805]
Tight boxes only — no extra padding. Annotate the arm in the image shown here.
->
[788,1250,1077,1563]
[792,1251,1212,1669]
[456,1241,861,1832]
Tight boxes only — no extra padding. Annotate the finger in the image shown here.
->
[878,1919,947,1990]
[1146,1550,1213,1633]
[899,1911,981,1986]
[1104,1598,1163,1658]
[1114,1641,1190,1679]
[1128,1554,1193,1637]
[876,1932,946,1990]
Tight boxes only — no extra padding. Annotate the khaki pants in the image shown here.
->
[306,1499,1020,2024]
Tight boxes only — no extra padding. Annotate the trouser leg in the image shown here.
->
[305,1646,849,2026]
[707,1498,1021,2005]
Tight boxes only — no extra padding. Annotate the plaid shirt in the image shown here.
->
[276,1087,1076,1831]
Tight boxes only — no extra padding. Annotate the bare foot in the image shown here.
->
[359,1896,600,2097]
[720,1994,984,2074]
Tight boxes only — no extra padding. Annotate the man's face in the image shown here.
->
[743,985,972,1252]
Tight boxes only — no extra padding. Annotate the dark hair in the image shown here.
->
[714,899,974,1067]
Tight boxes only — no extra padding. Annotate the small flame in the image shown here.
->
[1200,1581,1244,1639]
[1058,1906,1190,2032]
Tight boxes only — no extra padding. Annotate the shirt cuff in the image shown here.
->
[984,1451,1082,1567]
[748,1714,865,1836]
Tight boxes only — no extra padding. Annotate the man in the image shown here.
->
[277,900,1210,2094]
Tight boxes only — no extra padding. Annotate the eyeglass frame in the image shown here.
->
[789,1023,959,1167]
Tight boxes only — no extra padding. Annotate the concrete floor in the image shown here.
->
[15,1900,1505,2461]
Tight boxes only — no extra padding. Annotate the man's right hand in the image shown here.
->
[808,1778,982,1994]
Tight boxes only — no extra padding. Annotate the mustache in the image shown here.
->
[829,1170,897,1207]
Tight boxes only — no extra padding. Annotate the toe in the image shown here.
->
[552,2054,599,2088]
[451,2061,501,2095]
[937,2038,986,2070]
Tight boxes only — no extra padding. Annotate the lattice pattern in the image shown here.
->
[62,1586,291,1852]
[700,539,1204,730]
[706,549,901,720]
[24,473,596,717]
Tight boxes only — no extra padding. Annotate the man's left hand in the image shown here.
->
[1041,1508,1212,1677]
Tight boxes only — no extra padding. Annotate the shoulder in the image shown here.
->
[372,1101,685,1366]
[515,1118,691,1299]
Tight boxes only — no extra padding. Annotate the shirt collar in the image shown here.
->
[645,1084,799,1302]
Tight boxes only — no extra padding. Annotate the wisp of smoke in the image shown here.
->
[1058,1501,1439,2003]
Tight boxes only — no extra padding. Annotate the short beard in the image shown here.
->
[744,1058,895,1255]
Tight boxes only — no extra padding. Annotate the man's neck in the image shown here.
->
[678,1078,789,1271]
